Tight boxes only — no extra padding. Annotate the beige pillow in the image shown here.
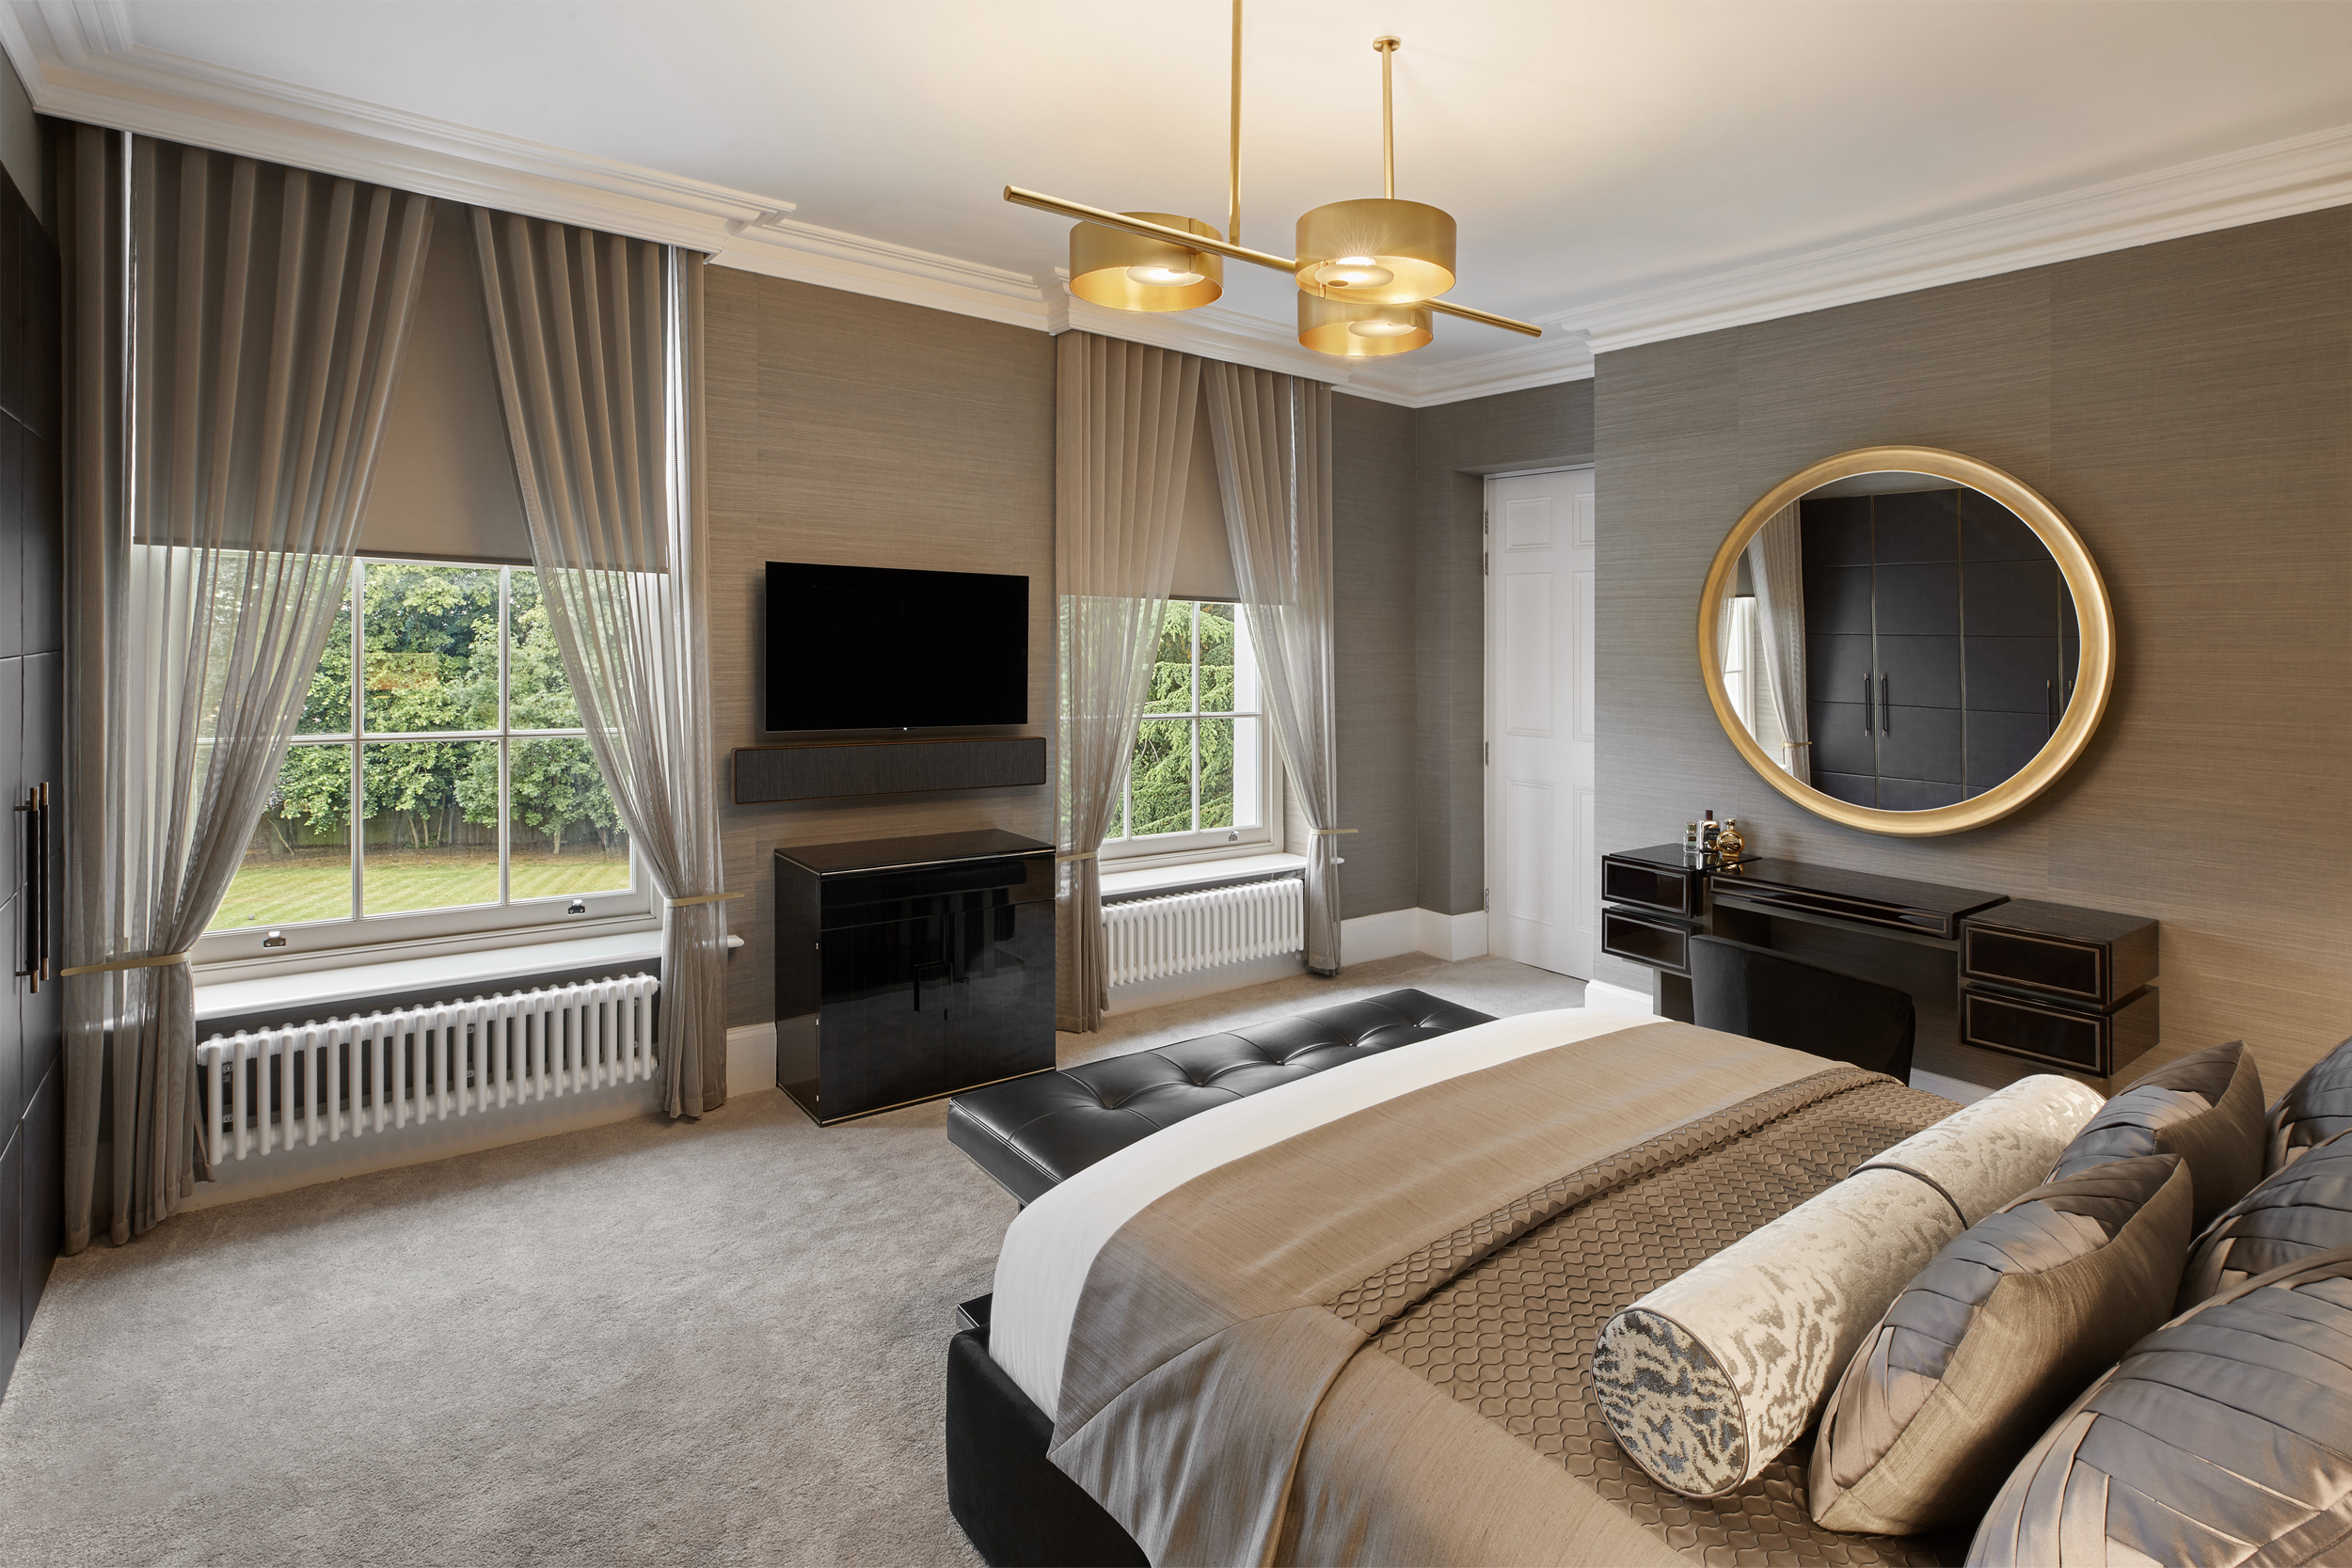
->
[1970,1245,2352,1566]
[1808,1153,2192,1536]
[2179,1125,2352,1308]
[2265,1035,2352,1173]
[2045,1038,2265,1228]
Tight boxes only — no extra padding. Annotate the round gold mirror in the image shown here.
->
[1700,447,2114,837]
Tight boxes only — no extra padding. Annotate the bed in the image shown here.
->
[975,1007,1987,1567]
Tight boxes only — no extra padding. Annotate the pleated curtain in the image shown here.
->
[59,131,435,1251]
[1202,362,1343,974]
[1055,333,1200,1032]
[469,210,730,1117]
[1745,503,1812,784]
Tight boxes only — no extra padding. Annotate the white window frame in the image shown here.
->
[192,556,656,976]
[1722,594,1757,734]
[1099,599,1283,870]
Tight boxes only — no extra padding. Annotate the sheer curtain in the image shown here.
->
[59,132,435,1251]
[1202,362,1343,974]
[1055,332,1200,1032]
[1745,502,1811,784]
[470,209,729,1117]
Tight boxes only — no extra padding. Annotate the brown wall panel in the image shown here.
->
[705,270,1056,1030]
[1595,207,2352,1092]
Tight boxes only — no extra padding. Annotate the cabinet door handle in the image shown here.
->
[2045,678,2056,730]
[1862,676,1872,734]
[14,783,47,990]
[1880,674,1890,733]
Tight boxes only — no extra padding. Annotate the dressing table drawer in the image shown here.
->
[1961,900,2158,1006]
[1601,853,1703,918]
[1602,907,1700,976]
[1962,985,2158,1079]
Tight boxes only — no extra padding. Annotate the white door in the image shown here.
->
[1485,468,1597,977]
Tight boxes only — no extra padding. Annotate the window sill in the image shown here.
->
[194,930,743,1026]
[1099,852,1307,905]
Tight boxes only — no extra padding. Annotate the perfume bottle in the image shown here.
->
[1700,809,1720,855]
[1684,820,1700,857]
[1716,817,1746,863]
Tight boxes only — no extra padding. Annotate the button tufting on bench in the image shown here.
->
[945,989,1495,1205]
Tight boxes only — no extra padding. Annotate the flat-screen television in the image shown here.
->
[765,562,1029,732]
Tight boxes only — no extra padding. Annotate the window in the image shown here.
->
[1101,601,1277,862]
[1722,594,1756,731]
[200,559,647,958]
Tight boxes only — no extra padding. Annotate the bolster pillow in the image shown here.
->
[1591,1074,2103,1498]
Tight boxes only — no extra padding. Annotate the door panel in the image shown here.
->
[1876,634,1961,710]
[1965,636,2062,713]
[1876,705,1963,784]
[1963,559,2062,637]
[1799,496,1872,565]
[1804,564,1874,635]
[1959,489,2043,561]
[1874,563,1962,636]
[1486,469,1594,977]
[1869,490,1958,564]
[1878,776,1965,811]
[1808,633,1873,702]
[1810,701,1876,776]
[1967,709,2054,793]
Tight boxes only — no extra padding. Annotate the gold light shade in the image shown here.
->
[1295,198,1455,304]
[1297,292,1432,356]
[1068,213,1224,311]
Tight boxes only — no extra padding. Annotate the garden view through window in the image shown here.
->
[209,561,632,933]
[1104,600,1268,854]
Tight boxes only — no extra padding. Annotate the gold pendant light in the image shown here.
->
[1294,38,1456,309]
[1068,213,1224,311]
[1009,5,1539,358]
[1296,293,1433,356]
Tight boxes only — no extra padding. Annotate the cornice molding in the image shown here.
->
[12,2,2352,407]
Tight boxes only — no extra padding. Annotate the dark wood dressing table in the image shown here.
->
[1601,844,2159,1080]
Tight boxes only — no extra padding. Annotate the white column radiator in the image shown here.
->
[197,974,660,1167]
[1103,878,1304,987]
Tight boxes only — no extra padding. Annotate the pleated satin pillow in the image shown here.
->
[1969,1244,2352,1567]
[2045,1039,2265,1229]
[1808,1154,2193,1537]
[2179,1125,2352,1309]
[2266,1035,2352,1174]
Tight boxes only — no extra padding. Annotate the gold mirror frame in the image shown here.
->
[1699,446,2115,837]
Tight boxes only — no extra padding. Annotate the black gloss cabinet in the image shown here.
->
[774,831,1056,1125]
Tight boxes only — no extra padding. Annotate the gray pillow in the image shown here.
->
[1969,1244,2352,1566]
[2180,1125,2352,1309]
[2266,1035,2352,1173]
[1809,1154,2192,1537]
[2046,1039,2265,1229]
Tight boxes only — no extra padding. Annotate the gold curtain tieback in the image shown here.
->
[664,892,745,909]
[1309,827,1358,835]
[61,950,194,977]
[1055,850,1096,863]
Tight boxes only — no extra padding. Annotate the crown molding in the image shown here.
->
[12,2,2352,408]
[1568,119,2352,355]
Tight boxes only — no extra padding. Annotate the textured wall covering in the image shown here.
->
[705,270,1056,1029]
[1330,394,1416,918]
[1594,207,2352,1092]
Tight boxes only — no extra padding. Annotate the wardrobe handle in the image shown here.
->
[1881,674,1891,733]
[1862,676,1872,733]
[2045,678,2056,730]
[14,783,46,991]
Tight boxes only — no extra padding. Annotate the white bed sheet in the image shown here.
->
[988,1007,1671,1421]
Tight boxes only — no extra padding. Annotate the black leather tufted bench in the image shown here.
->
[946,989,1495,1205]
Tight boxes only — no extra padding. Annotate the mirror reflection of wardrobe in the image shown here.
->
[1801,484,2079,811]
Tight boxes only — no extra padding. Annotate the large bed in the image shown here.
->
[980,1008,1981,1567]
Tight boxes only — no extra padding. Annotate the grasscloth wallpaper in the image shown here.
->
[1595,206,2352,1093]
[705,270,1056,1031]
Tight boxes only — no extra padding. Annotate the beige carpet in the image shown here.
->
[0,953,1581,1568]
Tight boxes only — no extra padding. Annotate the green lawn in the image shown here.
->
[212,848,632,930]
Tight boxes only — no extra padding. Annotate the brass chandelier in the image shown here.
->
[1006,3,1538,360]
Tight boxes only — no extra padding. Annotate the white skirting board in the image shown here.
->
[1581,978,1656,1014]
[727,1022,782,1098]
[1339,907,1490,965]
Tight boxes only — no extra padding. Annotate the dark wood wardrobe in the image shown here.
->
[1,137,63,1402]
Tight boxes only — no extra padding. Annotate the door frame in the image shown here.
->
[1483,464,1597,976]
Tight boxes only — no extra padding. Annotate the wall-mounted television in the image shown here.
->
[765,562,1029,733]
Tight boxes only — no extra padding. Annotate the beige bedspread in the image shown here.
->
[1044,1021,1964,1567]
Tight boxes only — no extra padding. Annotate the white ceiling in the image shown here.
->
[17,1,2352,396]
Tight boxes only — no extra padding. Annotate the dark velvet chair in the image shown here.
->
[1688,935,1915,1083]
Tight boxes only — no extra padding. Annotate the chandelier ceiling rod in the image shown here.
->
[1376,34,1397,200]
[1230,0,1243,245]
[1004,185,1543,338]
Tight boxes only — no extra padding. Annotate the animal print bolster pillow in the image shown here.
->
[1592,1074,2101,1498]
[1808,1153,2193,1537]
[2265,1034,2352,1174]
[2044,1039,2265,1229]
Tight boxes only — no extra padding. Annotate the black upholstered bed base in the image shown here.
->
[946,1326,1145,1568]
